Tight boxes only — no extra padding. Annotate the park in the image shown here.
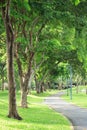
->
[0,0,87,130]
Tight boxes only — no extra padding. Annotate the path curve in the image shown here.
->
[44,92,87,130]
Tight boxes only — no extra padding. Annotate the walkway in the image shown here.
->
[44,92,87,130]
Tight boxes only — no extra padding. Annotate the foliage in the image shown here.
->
[0,0,87,119]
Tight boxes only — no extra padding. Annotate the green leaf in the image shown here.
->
[71,0,80,5]
[75,0,80,5]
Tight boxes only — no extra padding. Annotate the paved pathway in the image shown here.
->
[44,92,87,130]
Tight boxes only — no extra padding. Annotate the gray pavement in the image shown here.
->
[44,92,87,130]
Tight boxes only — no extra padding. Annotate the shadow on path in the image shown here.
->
[44,91,87,130]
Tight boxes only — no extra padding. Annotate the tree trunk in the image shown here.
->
[86,88,87,95]
[2,0,22,120]
[21,50,34,107]
[20,79,28,108]
[40,83,44,93]
[15,53,28,108]
[34,75,40,94]
[76,80,79,94]
[15,48,34,107]
[27,69,34,94]
[76,85,79,94]
[1,76,4,91]
[36,83,40,94]
[21,89,28,108]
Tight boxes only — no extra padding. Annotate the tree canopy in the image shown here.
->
[0,0,87,119]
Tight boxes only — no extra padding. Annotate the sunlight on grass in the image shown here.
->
[62,86,87,108]
[0,90,71,130]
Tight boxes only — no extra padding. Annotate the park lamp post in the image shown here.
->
[66,64,72,100]
[69,65,72,100]
[66,78,69,96]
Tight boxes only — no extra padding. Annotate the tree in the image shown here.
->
[1,0,22,120]
[12,0,59,107]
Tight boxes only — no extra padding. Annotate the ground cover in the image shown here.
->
[0,90,71,130]
[62,85,87,108]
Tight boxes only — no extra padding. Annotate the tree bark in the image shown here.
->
[2,0,22,120]
[15,45,27,108]
[15,59,28,108]
[15,43,34,107]
[1,76,4,91]
[27,69,34,94]
[40,82,44,93]
[21,88,28,108]
[34,74,40,94]
[76,85,79,94]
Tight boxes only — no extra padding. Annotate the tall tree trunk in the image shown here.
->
[27,69,34,94]
[15,43,34,107]
[21,87,28,108]
[86,89,87,95]
[22,73,31,107]
[21,50,34,107]
[34,75,40,94]
[2,0,22,120]
[15,49,28,108]
[76,85,79,94]
[1,76,4,91]
[40,82,44,93]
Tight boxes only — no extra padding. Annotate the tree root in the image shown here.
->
[8,114,22,120]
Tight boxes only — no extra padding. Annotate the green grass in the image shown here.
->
[62,85,87,108]
[0,90,71,130]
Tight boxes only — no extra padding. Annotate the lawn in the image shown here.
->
[0,90,72,130]
[62,85,87,108]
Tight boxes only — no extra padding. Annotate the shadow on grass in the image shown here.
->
[18,104,69,126]
[0,91,71,130]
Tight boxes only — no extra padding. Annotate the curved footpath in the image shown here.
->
[44,92,87,130]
